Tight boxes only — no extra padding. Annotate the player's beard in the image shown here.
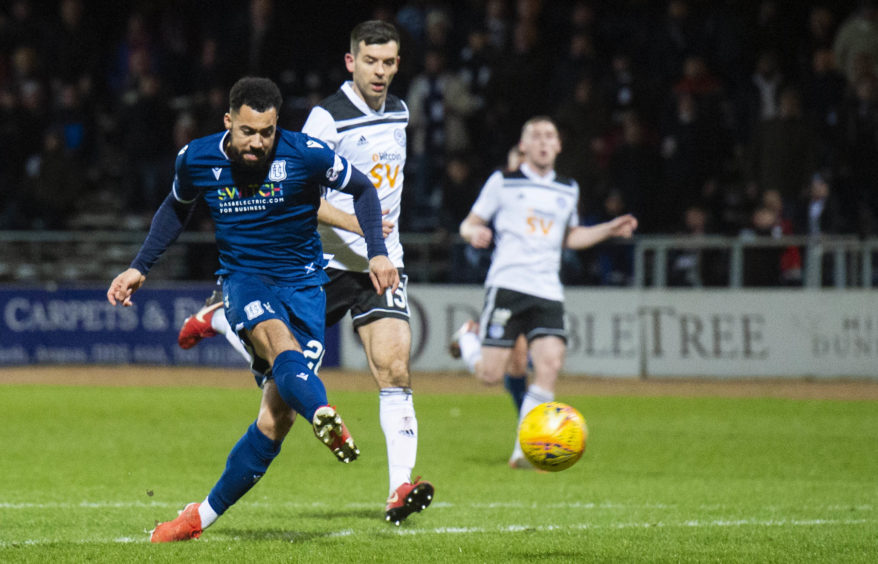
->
[227,143,271,170]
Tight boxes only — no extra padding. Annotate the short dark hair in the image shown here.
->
[228,77,282,113]
[350,20,400,54]
[521,115,557,137]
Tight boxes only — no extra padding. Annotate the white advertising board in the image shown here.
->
[339,286,878,379]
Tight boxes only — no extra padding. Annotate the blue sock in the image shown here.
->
[504,374,527,413]
[272,349,327,421]
[207,422,280,515]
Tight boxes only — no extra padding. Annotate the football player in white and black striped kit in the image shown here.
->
[451,116,638,469]
[303,21,434,524]
[177,21,433,523]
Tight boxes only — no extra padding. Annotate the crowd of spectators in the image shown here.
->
[1,0,875,285]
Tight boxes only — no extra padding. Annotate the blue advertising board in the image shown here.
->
[0,285,340,367]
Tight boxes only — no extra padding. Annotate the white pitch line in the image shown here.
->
[0,500,873,512]
[0,501,177,509]
[389,519,872,536]
[0,500,634,510]
[0,518,871,547]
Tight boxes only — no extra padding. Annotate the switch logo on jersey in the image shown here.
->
[216,183,284,214]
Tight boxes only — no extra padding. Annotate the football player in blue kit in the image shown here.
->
[106,76,398,542]
[176,21,434,525]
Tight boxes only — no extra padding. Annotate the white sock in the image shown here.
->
[198,498,219,530]
[511,384,554,460]
[459,332,482,374]
[210,306,229,334]
[212,308,251,363]
[379,388,418,496]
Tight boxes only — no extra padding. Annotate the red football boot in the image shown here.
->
[150,502,202,543]
[178,291,223,349]
[385,478,434,525]
[312,405,360,463]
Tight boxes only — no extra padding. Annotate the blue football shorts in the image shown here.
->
[222,272,326,380]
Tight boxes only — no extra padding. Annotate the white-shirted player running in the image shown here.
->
[450,116,638,468]
[178,20,433,524]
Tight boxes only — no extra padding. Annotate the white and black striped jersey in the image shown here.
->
[471,162,580,301]
[303,81,408,272]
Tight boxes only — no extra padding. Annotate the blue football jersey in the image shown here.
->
[173,129,352,283]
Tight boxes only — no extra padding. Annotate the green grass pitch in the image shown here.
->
[0,383,876,562]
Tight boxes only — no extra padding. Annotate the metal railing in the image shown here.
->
[1,231,876,288]
[632,235,878,288]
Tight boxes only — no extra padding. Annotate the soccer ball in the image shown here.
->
[518,401,588,472]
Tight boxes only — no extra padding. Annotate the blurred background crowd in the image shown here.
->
[1,0,875,284]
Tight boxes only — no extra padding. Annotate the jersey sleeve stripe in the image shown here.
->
[336,117,408,133]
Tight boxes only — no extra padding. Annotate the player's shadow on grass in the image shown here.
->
[219,528,334,542]
[296,508,378,520]
[219,508,378,541]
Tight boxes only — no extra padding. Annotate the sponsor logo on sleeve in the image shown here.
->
[325,155,343,183]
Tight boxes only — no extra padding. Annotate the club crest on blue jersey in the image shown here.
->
[269,160,287,181]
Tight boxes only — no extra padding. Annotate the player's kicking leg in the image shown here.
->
[358,317,434,524]
[178,289,251,361]
[152,324,360,542]
[151,380,292,542]
[177,290,223,348]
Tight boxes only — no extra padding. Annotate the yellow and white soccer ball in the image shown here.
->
[518,401,588,472]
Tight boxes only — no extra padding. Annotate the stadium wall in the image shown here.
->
[340,285,878,380]
[2,285,875,379]
[0,285,339,369]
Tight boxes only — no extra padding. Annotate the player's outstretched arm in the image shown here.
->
[564,214,638,250]
[317,199,393,238]
[107,268,146,307]
[107,193,195,306]
[460,212,493,249]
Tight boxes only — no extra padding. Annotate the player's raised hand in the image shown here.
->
[609,214,638,239]
[368,255,399,295]
[107,268,146,307]
[468,224,494,249]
